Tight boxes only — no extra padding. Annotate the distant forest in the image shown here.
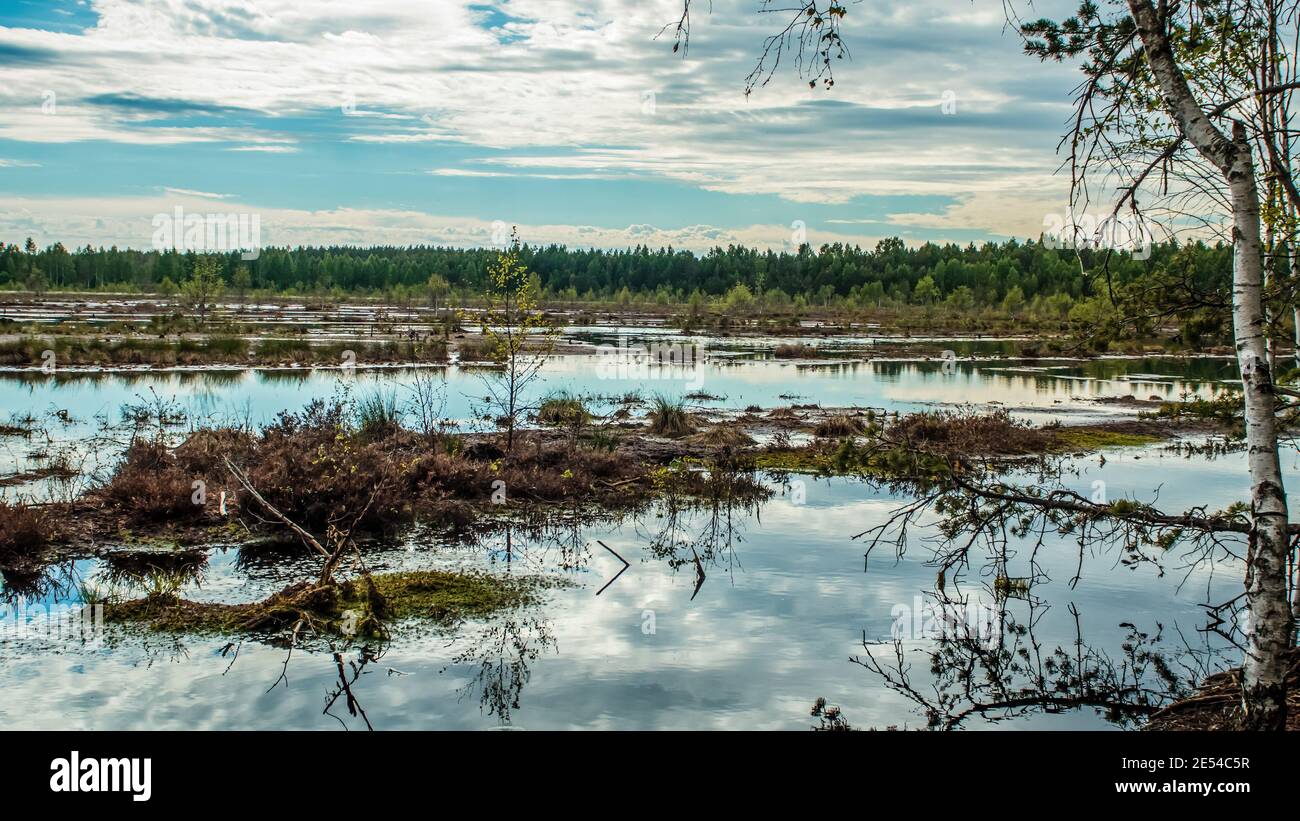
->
[0,237,1232,312]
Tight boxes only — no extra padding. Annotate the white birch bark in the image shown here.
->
[1129,0,1292,729]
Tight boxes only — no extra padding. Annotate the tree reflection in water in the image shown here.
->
[447,616,556,725]
[639,465,771,598]
[845,588,1229,730]
[324,644,385,730]
[470,464,770,599]
[828,448,1250,731]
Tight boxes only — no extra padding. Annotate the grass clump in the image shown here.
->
[752,447,838,473]
[255,338,314,362]
[892,410,1164,456]
[890,409,1052,455]
[648,395,695,437]
[0,335,256,367]
[355,390,402,439]
[686,423,755,449]
[369,570,541,622]
[194,336,250,358]
[456,335,499,362]
[536,391,591,427]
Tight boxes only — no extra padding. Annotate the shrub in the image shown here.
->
[773,343,820,359]
[686,424,754,448]
[100,439,199,522]
[890,409,1051,455]
[0,501,55,561]
[813,414,866,438]
[455,335,498,362]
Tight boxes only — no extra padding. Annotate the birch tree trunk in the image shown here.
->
[1129,0,1292,729]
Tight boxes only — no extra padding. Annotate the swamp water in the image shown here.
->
[0,342,1275,729]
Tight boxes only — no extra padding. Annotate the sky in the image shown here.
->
[0,0,1085,254]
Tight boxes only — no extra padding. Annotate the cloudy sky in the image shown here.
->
[0,0,1083,253]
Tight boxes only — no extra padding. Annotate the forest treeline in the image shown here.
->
[0,236,1242,342]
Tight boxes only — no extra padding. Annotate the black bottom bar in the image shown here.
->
[4,730,1289,807]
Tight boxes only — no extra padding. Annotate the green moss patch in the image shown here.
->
[366,570,541,622]
[1049,426,1163,452]
[104,570,549,639]
[752,448,839,473]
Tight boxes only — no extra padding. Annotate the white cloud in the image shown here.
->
[162,187,231,199]
[225,145,299,153]
[0,0,1085,237]
[427,168,511,178]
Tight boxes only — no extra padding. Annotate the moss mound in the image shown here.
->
[368,570,539,622]
[105,570,545,639]
[1049,426,1162,451]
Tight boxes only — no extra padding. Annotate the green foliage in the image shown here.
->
[1149,394,1244,430]
[721,282,756,313]
[1,236,1200,312]
[0,234,1267,347]
[106,570,546,637]
[355,390,402,439]
[231,265,253,302]
[477,231,558,451]
[913,273,940,304]
[180,255,224,324]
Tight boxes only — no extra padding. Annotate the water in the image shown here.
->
[0,351,1238,435]
[0,350,1237,497]
[0,340,1270,730]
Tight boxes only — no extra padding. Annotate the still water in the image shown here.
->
[0,351,1239,433]
[0,347,1273,730]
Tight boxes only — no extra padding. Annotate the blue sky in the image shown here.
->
[0,0,1083,252]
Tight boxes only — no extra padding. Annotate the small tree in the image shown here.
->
[232,264,252,309]
[22,237,35,274]
[1001,286,1026,317]
[721,282,755,313]
[913,274,940,306]
[181,255,224,325]
[426,272,449,315]
[23,266,47,296]
[478,230,556,452]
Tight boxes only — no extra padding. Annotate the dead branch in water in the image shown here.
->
[223,455,383,587]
